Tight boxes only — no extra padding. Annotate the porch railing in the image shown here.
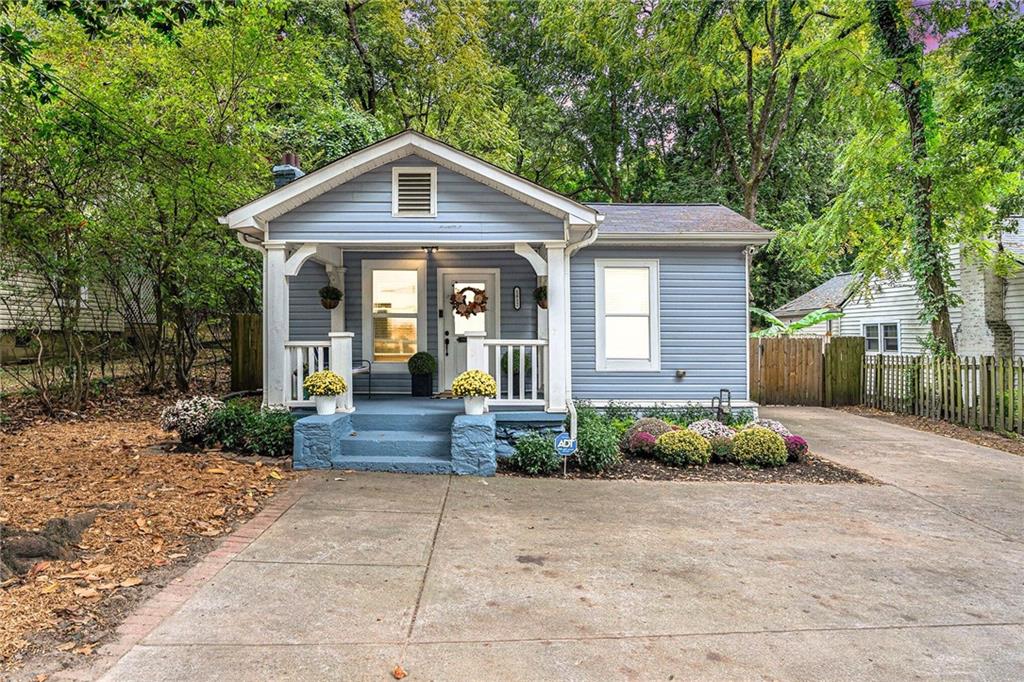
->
[469,334,547,406]
[284,341,329,405]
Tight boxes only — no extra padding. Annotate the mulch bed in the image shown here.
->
[0,418,294,675]
[498,452,876,484]
[839,406,1024,457]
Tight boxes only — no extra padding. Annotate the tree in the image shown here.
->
[750,307,845,338]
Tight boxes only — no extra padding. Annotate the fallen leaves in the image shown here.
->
[0,418,293,665]
[391,664,408,679]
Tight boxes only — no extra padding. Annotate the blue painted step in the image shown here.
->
[349,411,455,432]
[339,430,451,460]
[333,455,453,474]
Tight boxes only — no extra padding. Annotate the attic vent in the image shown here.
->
[392,167,437,217]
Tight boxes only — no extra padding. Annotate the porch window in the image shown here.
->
[594,259,660,371]
[864,323,899,353]
[362,260,427,368]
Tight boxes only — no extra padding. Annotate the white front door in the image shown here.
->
[440,271,499,390]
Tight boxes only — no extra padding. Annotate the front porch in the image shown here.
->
[265,242,569,416]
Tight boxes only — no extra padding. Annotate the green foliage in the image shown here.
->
[732,427,788,469]
[654,430,711,467]
[509,431,561,475]
[708,436,735,463]
[609,417,634,440]
[500,348,532,374]
[206,400,257,451]
[242,409,297,458]
[407,352,437,376]
[575,407,620,473]
[319,285,343,302]
[620,418,674,453]
[751,307,846,338]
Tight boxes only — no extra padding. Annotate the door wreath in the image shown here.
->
[450,286,488,318]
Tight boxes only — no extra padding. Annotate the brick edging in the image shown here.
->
[52,479,306,681]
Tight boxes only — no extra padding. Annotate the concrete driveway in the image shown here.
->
[93,408,1022,681]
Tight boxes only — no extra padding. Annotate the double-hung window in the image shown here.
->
[362,260,427,368]
[864,323,899,353]
[595,259,660,371]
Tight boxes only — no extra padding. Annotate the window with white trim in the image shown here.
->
[595,259,660,371]
[392,167,437,217]
[864,323,899,353]
[362,261,427,367]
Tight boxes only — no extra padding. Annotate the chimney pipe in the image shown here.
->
[272,152,304,188]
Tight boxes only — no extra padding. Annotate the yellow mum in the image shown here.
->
[303,370,348,396]
[451,370,496,397]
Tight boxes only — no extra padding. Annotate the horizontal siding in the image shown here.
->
[288,250,538,394]
[1002,269,1024,356]
[1,271,127,333]
[570,247,749,401]
[269,156,563,243]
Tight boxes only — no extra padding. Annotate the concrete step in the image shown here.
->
[331,454,453,475]
[340,430,451,460]
[349,412,455,432]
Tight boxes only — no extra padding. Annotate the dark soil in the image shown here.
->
[498,452,876,484]
[839,406,1024,457]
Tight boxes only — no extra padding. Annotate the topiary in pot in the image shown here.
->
[733,426,788,468]
[654,429,711,466]
[620,417,674,454]
[509,431,561,475]
[318,285,343,310]
[407,352,437,397]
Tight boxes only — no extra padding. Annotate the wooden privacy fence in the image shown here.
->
[863,354,1024,435]
[749,336,863,407]
[230,313,262,392]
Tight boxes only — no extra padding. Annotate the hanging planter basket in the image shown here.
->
[450,286,488,319]
[534,286,548,310]
[319,285,343,310]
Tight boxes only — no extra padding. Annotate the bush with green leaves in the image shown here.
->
[575,410,620,472]
[205,400,257,451]
[407,351,437,376]
[654,429,711,466]
[243,409,297,458]
[732,426,788,468]
[509,431,561,475]
[708,436,735,463]
[620,417,674,453]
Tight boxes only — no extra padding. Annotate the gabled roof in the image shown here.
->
[773,272,861,318]
[586,203,771,243]
[220,130,601,236]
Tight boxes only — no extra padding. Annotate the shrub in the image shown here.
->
[243,409,296,458]
[620,418,674,453]
[604,401,638,422]
[629,431,657,455]
[407,352,437,376]
[708,436,734,463]
[687,419,736,440]
[206,401,257,451]
[747,418,791,437]
[654,430,711,466]
[451,370,497,397]
[609,417,634,439]
[733,427,788,468]
[160,396,224,444]
[784,435,809,463]
[576,413,620,472]
[642,403,711,426]
[500,349,532,374]
[303,370,347,396]
[509,431,561,475]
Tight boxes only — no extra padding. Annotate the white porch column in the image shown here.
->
[465,330,487,373]
[264,241,289,406]
[545,246,567,412]
[326,264,345,333]
[329,331,355,412]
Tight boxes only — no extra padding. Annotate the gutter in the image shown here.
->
[595,231,774,246]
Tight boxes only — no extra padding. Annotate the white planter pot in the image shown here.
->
[463,395,486,416]
[314,394,339,416]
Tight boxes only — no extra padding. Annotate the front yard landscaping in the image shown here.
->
[501,404,875,484]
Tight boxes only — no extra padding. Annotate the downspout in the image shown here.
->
[562,217,603,439]
[235,230,269,404]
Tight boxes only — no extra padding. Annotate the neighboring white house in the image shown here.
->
[773,224,1024,356]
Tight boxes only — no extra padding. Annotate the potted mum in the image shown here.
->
[451,369,496,415]
[533,285,548,310]
[303,369,348,416]
[407,351,437,397]
[318,285,343,310]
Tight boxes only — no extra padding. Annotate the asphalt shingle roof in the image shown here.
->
[586,203,769,235]
[772,273,861,318]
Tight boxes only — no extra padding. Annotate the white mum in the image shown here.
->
[747,418,791,437]
[687,419,736,439]
[160,396,224,442]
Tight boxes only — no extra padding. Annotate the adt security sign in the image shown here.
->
[554,432,578,457]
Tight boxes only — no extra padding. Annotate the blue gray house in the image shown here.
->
[219,131,771,473]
